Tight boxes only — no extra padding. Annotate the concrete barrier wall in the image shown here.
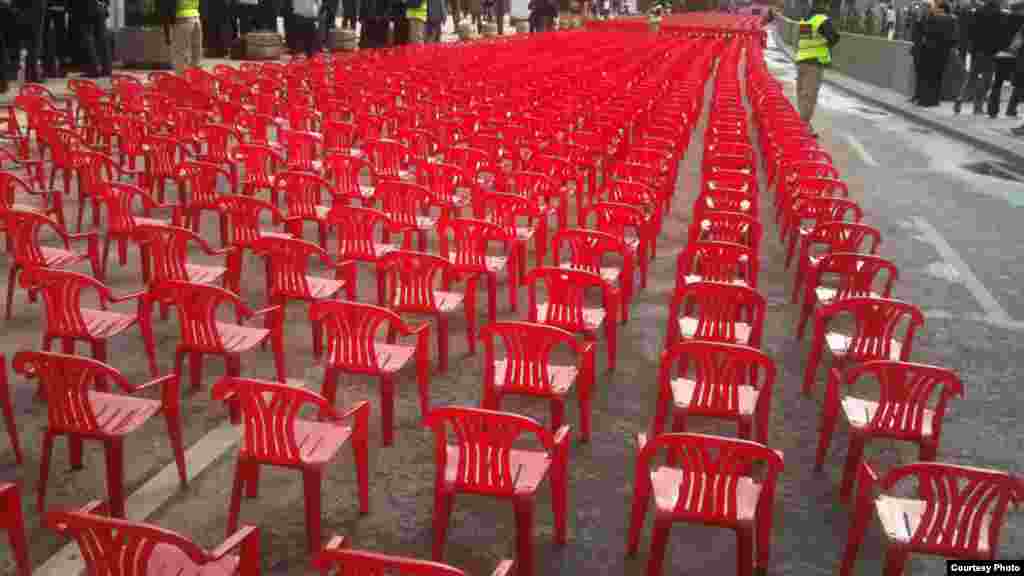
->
[779,17,916,97]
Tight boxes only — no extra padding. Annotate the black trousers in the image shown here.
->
[43,4,66,76]
[79,5,110,76]
[359,18,388,48]
[293,15,318,56]
[16,0,46,82]
[205,0,233,56]
[0,4,13,82]
[320,0,340,32]
[917,47,949,107]
[989,57,1021,116]
[235,3,261,34]
[342,0,357,27]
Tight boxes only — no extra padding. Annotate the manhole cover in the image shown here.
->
[853,106,890,117]
[961,161,1024,183]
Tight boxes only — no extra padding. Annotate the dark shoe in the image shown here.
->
[953,100,961,114]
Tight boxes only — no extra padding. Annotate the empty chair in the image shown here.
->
[482,321,597,441]
[675,240,758,291]
[314,536,513,576]
[326,204,397,302]
[653,341,776,445]
[840,461,1023,576]
[816,361,963,502]
[95,181,178,280]
[688,210,761,256]
[426,406,569,576]
[14,351,186,518]
[803,297,923,396]
[0,484,29,576]
[796,253,898,339]
[665,281,766,351]
[791,221,882,306]
[310,300,431,446]
[627,432,784,576]
[782,196,862,267]
[553,227,635,323]
[47,500,260,575]
[213,377,369,554]
[440,217,519,324]
[0,356,21,463]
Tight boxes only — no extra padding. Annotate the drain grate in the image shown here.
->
[961,161,1024,183]
[853,106,890,117]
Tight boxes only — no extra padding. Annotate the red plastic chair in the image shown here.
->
[476,191,548,283]
[587,201,654,290]
[0,170,65,236]
[426,406,569,576]
[236,110,280,147]
[22,267,157,377]
[141,134,194,205]
[803,297,924,396]
[47,500,261,576]
[195,123,242,192]
[323,120,359,156]
[553,227,635,323]
[314,535,514,576]
[280,129,325,174]
[134,223,238,299]
[75,149,145,233]
[440,217,520,323]
[841,461,1024,576]
[792,221,883,306]
[95,181,178,279]
[665,281,766,351]
[326,204,396,302]
[176,160,231,247]
[5,210,101,320]
[817,360,963,502]
[213,377,369,554]
[627,432,784,576]
[379,250,474,374]
[694,184,757,222]
[323,151,377,206]
[250,235,352,355]
[525,266,619,372]
[675,240,758,291]
[482,321,596,441]
[653,341,775,445]
[14,350,186,518]
[775,176,849,233]
[310,300,431,446]
[797,253,898,339]
[0,484,29,576]
[274,170,333,248]
[416,159,471,222]
[377,179,439,251]
[233,143,284,200]
[364,138,414,181]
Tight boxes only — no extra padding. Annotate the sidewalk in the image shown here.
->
[768,28,1024,166]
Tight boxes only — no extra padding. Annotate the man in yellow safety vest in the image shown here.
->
[172,0,203,72]
[796,0,840,134]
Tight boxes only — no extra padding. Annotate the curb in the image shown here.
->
[768,29,1024,167]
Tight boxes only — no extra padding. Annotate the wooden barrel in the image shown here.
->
[245,32,284,60]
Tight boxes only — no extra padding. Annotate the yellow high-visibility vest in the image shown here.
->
[797,14,831,65]
[177,0,200,18]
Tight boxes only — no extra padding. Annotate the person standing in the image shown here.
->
[42,0,66,78]
[15,0,45,83]
[406,0,426,43]
[529,0,555,31]
[359,0,390,47]
[171,0,203,72]
[78,0,110,78]
[0,0,13,92]
[235,0,262,35]
[990,19,1023,116]
[319,0,340,48]
[955,0,1001,114]
[292,0,320,55]
[795,0,840,135]
[425,0,445,41]
[916,0,956,107]
[342,0,358,27]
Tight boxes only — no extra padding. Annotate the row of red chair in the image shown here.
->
[746,35,1021,576]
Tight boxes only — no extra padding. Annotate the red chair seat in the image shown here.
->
[215,323,270,353]
[186,264,227,285]
[493,360,578,395]
[651,467,761,523]
[149,544,240,576]
[678,317,753,345]
[443,444,552,496]
[80,308,138,339]
[10,203,43,214]
[40,246,87,268]
[558,261,621,285]
[841,397,936,437]
[416,215,438,228]
[134,216,170,227]
[814,287,884,306]
[327,342,418,374]
[682,274,750,288]
[537,303,606,332]
[89,391,162,435]
[305,276,345,300]
[291,418,354,465]
[314,205,332,219]
[825,333,903,361]
[432,290,464,314]
[874,496,992,552]
[670,377,759,416]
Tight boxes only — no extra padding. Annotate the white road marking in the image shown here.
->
[35,378,309,575]
[912,217,1012,325]
[843,133,880,167]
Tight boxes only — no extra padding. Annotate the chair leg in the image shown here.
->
[4,485,30,576]
[737,526,754,576]
[37,430,55,512]
[487,272,497,324]
[69,436,84,470]
[227,457,246,536]
[815,393,841,472]
[245,461,260,499]
[514,498,535,576]
[0,362,22,464]
[605,319,617,372]
[882,547,909,576]
[437,316,448,374]
[551,457,568,545]
[464,278,477,355]
[165,403,188,486]
[5,265,19,320]
[104,438,126,518]
[92,341,109,391]
[312,318,323,361]
[839,437,866,504]
[353,420,369,514]
[549,398,564,433]
[190,352,204,393]
[380,375,395,446]
[302,469,322,553]
[431,489,453,561]
[755,484,777,570]
[627,476,651,555]
[646,517,672,576]
[321,368,340,408]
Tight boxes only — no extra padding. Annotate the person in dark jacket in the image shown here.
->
[916,0,957,107]
[77,0,110,78]
[359,0,390,47]
[42,0,66,78]
[529,0,556,31]
[15,0,45,83]
[988,13,1023,116]
[342,0,357,27]
[955,0,1002,114]
[319,0,340,48]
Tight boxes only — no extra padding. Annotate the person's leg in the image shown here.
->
[796,62,809,121]
[988,63,1007,117]
[408,18,424,44]
[807,63,824,123]
[173,19,189,73]
[23,2,45,82]
[956,53,977,112]
[975,52,994,114]
[1008,70,1023,116]
[96,8,111,76]
[190,17,203,67]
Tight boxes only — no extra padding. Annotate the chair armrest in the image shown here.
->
[859,460,880,486]
[209,525,259,561]
[108,289,148,304]
[333,400,370,426]
[490,560,515,576]
[247,305,282,321]
[553,425,571,453]
[130,374,178,395]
